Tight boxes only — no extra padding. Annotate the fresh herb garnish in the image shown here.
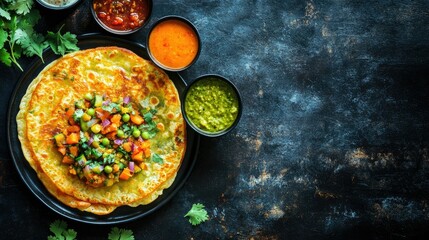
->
[107,227,135,240]
[45,25,79,56]
[47,220,135,240]
[151,153,163,164]
[72,109,84,121]
[47,220,77,240]
[0,1,79,71]
[184,203,209,226]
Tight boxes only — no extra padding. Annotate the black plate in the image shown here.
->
[7,33,199,224]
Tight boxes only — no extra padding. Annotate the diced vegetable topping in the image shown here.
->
[53,94,162,188]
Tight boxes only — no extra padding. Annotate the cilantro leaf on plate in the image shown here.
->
[184,203,209,226]
[151,153,163,164]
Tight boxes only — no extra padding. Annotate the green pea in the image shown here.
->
[102,137,110,146]
[117,129,125,138]
[141,131,150,140]
[122,113,130,122]
[104,165,113,174]
[84,93,93,101]
[86,108,95,116]
[132,129,141,138]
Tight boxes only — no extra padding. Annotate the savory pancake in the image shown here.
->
[17,46,186,214]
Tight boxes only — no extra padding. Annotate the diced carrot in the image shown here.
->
[131,151,144,162]
[96,108,110,120]
[122,142,132,152]
[102,123,118,134]
[139,162,147,170]
[106,131,117,140]
[66,132,80,144]
[69,146,79,157]
[58,146,67,155]
[68,118,76,126]
[140,140,150,149]
[67,125,80,133]
[62,155,74,164]
[144,148,151,158]
[130,114,144,125]
[119,167,132,180]
[110,114,122,124]
[65,108,74,118]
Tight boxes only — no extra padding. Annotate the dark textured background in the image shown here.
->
[1,0,429,239]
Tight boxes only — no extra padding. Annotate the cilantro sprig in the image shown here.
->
[184,203,209,226]
[48,220,77,240]
[108,227,135,240]
[47,220,135,240]
[0,0,79,71]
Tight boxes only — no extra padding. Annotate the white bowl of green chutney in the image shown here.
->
[182,74,242,137]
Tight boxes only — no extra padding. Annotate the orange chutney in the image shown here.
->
[148,19,199,70]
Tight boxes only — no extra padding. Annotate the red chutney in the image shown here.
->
[93,0,150,31]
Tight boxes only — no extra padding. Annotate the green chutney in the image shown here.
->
[185,77,239,133]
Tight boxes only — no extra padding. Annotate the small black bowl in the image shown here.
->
[90,0,152,35]
[146,15,201,72]
[181,74,242,137]
[36,0,81,10]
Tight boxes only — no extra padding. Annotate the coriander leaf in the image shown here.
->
[143,111,153,123]
[0,7,11,20]
[62,32,79,50]
[49,220,67,238]
[48,220,77,240]
[0,28,8,48]
[108,227,135,240]
[102,102,120,113]
[151,153,163,164]
[184,203,209,226]
[63,229,77,240]
[17,8,40,34]
[0,48,11,66]
[9,0,33,15]
[15,30,47,61]
[46,26,79,56]
[73,109,84,121]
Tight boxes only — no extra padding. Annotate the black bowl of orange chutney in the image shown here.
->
[91,0,152,35]
[146,16,201,72]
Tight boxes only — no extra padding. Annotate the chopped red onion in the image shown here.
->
[129,162,135,172]
[114,139,123,145]
[88,135,94,145]
[123,96,130,104]
[102,119,111,128]
[131,142,135,152]
[103,99,110,106]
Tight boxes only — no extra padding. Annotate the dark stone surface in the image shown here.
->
[1,0,429,239]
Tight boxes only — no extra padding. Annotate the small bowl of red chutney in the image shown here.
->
[91,0,152,35]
